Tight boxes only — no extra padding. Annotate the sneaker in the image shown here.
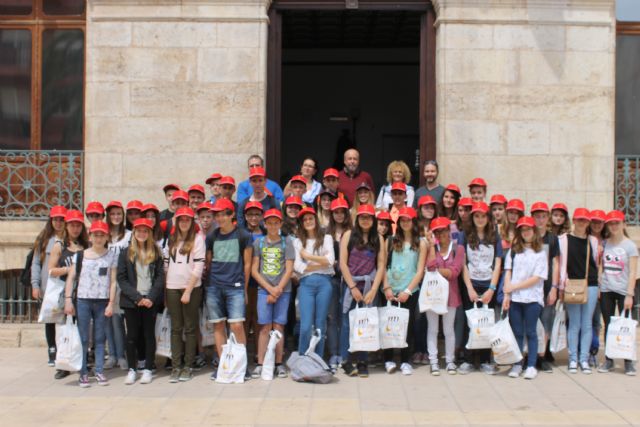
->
[209,370,217,381]
[48,347,56,367]
[508,365,523,378]
[276,364,288,378]
[457,362,475,375]
[169,368,181,383]
[55,370,70,380]
[192,354,207,371]
[95,372,109,386]
[164,358,173,371]
[568,361,578,374]
[78,374,90,388]
[411,353,423,365]
[137,360,146,370]
[124,369,137,385]
[446,362,457,375]
[400,362,413,376]
[430,363,440,376]
[580,361,592,374]
[357,362,369,378]
[244,369,252,381]
[385,361,397,374]
[598,359,614,373]
[118,358,128,371]
[251,365,263,379]
[329,355,340,373]
[625,360,637,376]
[211,355,219,370]
[342,362,358,377]
[588,354,597,368]
[420,353,430,365]
[104,357,116,370]
[540,360,553,373]
[523,366,538,380]
[140,369,153,384]
[179,367,193,382]
[481,363,497,375]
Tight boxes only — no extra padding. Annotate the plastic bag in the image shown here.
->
[262,329,282,381]
[419,270,449,314]
[523,318,546,355]
[55,316,83,372]
[38,275,66,324]
[605,310,637,361]
[490,315,523,365]
[378,301,409,349]
[348,304,380,352]
[200,307,215,348]
[216,332,247,384]
[465,302,495,349]
[550,303,567,354]
[155,308,172,358]
[287,329,333,384]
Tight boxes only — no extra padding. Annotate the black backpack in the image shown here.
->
[20,248,34,287]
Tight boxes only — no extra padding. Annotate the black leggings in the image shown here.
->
[600,292,633,361]
[383,291,418,364]
[45,323,56,349]
[124,306,157,371]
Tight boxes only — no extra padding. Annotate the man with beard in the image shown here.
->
[337,149,375,205]
[413,160,444,208]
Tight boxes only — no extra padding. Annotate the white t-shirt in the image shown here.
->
[505,247,548,306]
[601,238,639,295]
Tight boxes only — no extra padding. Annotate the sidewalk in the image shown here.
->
[1,348,640,426]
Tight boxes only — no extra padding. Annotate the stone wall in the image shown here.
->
[432,0,616,210]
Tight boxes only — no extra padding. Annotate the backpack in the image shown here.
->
[286,329,333,384]
[20,248,34,287]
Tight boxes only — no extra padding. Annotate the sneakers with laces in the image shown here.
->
[210,370,217,381]
[78,374,90,388]
[251,365,263,379]
[124,369,137,385]
[140,369,153,384]
[446,362,457,375]
[400,363,413,376]
[342,362,358,377]
[508,365,523,378]
[598,359,614,373]
[385,361,397,374]
[55,370,70,380]
[95,372,109,386]
[192,354,207,371]
[480,363,497,375]
[357,362,369,378]
[329,355,340,373]
[276,364,288,378]
[568,361,578,374]
[169,368,181,383]
[523,366,538,380]
[580,361,592,374]
[430,363,440,376]
[625,360,637,376]
[179,367,193,382]
[457,362,475,375]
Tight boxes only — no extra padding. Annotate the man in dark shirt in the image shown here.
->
[337,149,375,204]
[413,160,445,208]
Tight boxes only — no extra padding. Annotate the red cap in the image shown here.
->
[471,202,489,215]
[219,176,236,187]
[212,198,235,213]
[605,210,625,223]
[264,209,283,221]
[356,181,372,191]
[323,168,339,179]
[171,190,189,202]
[290,175,306,185]
[590,209,606,222]
[244,201,264,212]
[459,197,473,208]
[89,221,109,234]
[249,167,266,178]
[376,211,394,223]
[418,195,437,207]
[356,204,376,217]
[188,184,205,195]
[506,198,525,213]
[141,203,159,214]
[174,207,195,219]
[49,205,67,218]
[489,194,507,206]
[163,183,180,193]
[133,218,154,230]
[297,206,316,218]
[572,208,590,221]
[445,183,461,195]
[285,196,303,207]
[468,177,487,188]
[106,200,123,211]
[205,173,222,184]
[126,200,143,211]
[397,206,417,220]
[430,217,452,232]
[65,210,84,224]
[552,203,569,214]
[516,216,536,229]
[85,201,105,215]
[390,182,407,193]
[530,201,549,214]
[330,198,349,211]
[196,201,214,212]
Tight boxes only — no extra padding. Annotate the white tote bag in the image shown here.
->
[348,304,380,352]
[465,302,495,349]
[200,307,215,348]
[155,308,172,358]
[38,275,66,324]
[261,329,282,381]
[418,270,449,314]
[605,310,638,361]
[378,301,409,349]
[550,303,567,354]
[55,316,83,372]
[490,315,523,365]
[216,332,248,384]
[523,319,547,355]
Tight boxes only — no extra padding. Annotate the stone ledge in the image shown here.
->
[0,324,44,348]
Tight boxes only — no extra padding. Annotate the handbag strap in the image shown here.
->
[583,237,591,281]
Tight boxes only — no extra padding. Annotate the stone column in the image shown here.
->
[432,0,616,209]
[85,0,271,205]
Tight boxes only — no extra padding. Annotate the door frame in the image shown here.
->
[266,0,436,185]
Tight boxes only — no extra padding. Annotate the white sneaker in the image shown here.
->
[508,365,523,378]
[523,367,538,380]
[124,369,137,385]
[580,361,592,375]
[140,369,153,384]
[104,357,116,370]
[118,358,128,371]
[400,363,413,376]
[568,361,578,374]
[384,361,397,374]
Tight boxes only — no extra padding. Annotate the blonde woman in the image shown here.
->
[350,182,376,224]
[375,160,415,209]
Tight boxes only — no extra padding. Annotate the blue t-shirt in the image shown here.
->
[237,179,284,204]
[236,195,279,228]
[206,227,252,287]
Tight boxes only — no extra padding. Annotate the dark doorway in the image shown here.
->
[266,1,435,190]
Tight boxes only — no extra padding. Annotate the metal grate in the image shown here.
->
[0,270,38,323]
[615,155,640,225]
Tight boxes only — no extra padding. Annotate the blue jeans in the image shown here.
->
[205,285,246,323]
[326,276,342,359]
[509,301,542,368]
[77,299,108,375]
[297,274,332,357]
[566,286,599,364]
[105,313,125,360]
